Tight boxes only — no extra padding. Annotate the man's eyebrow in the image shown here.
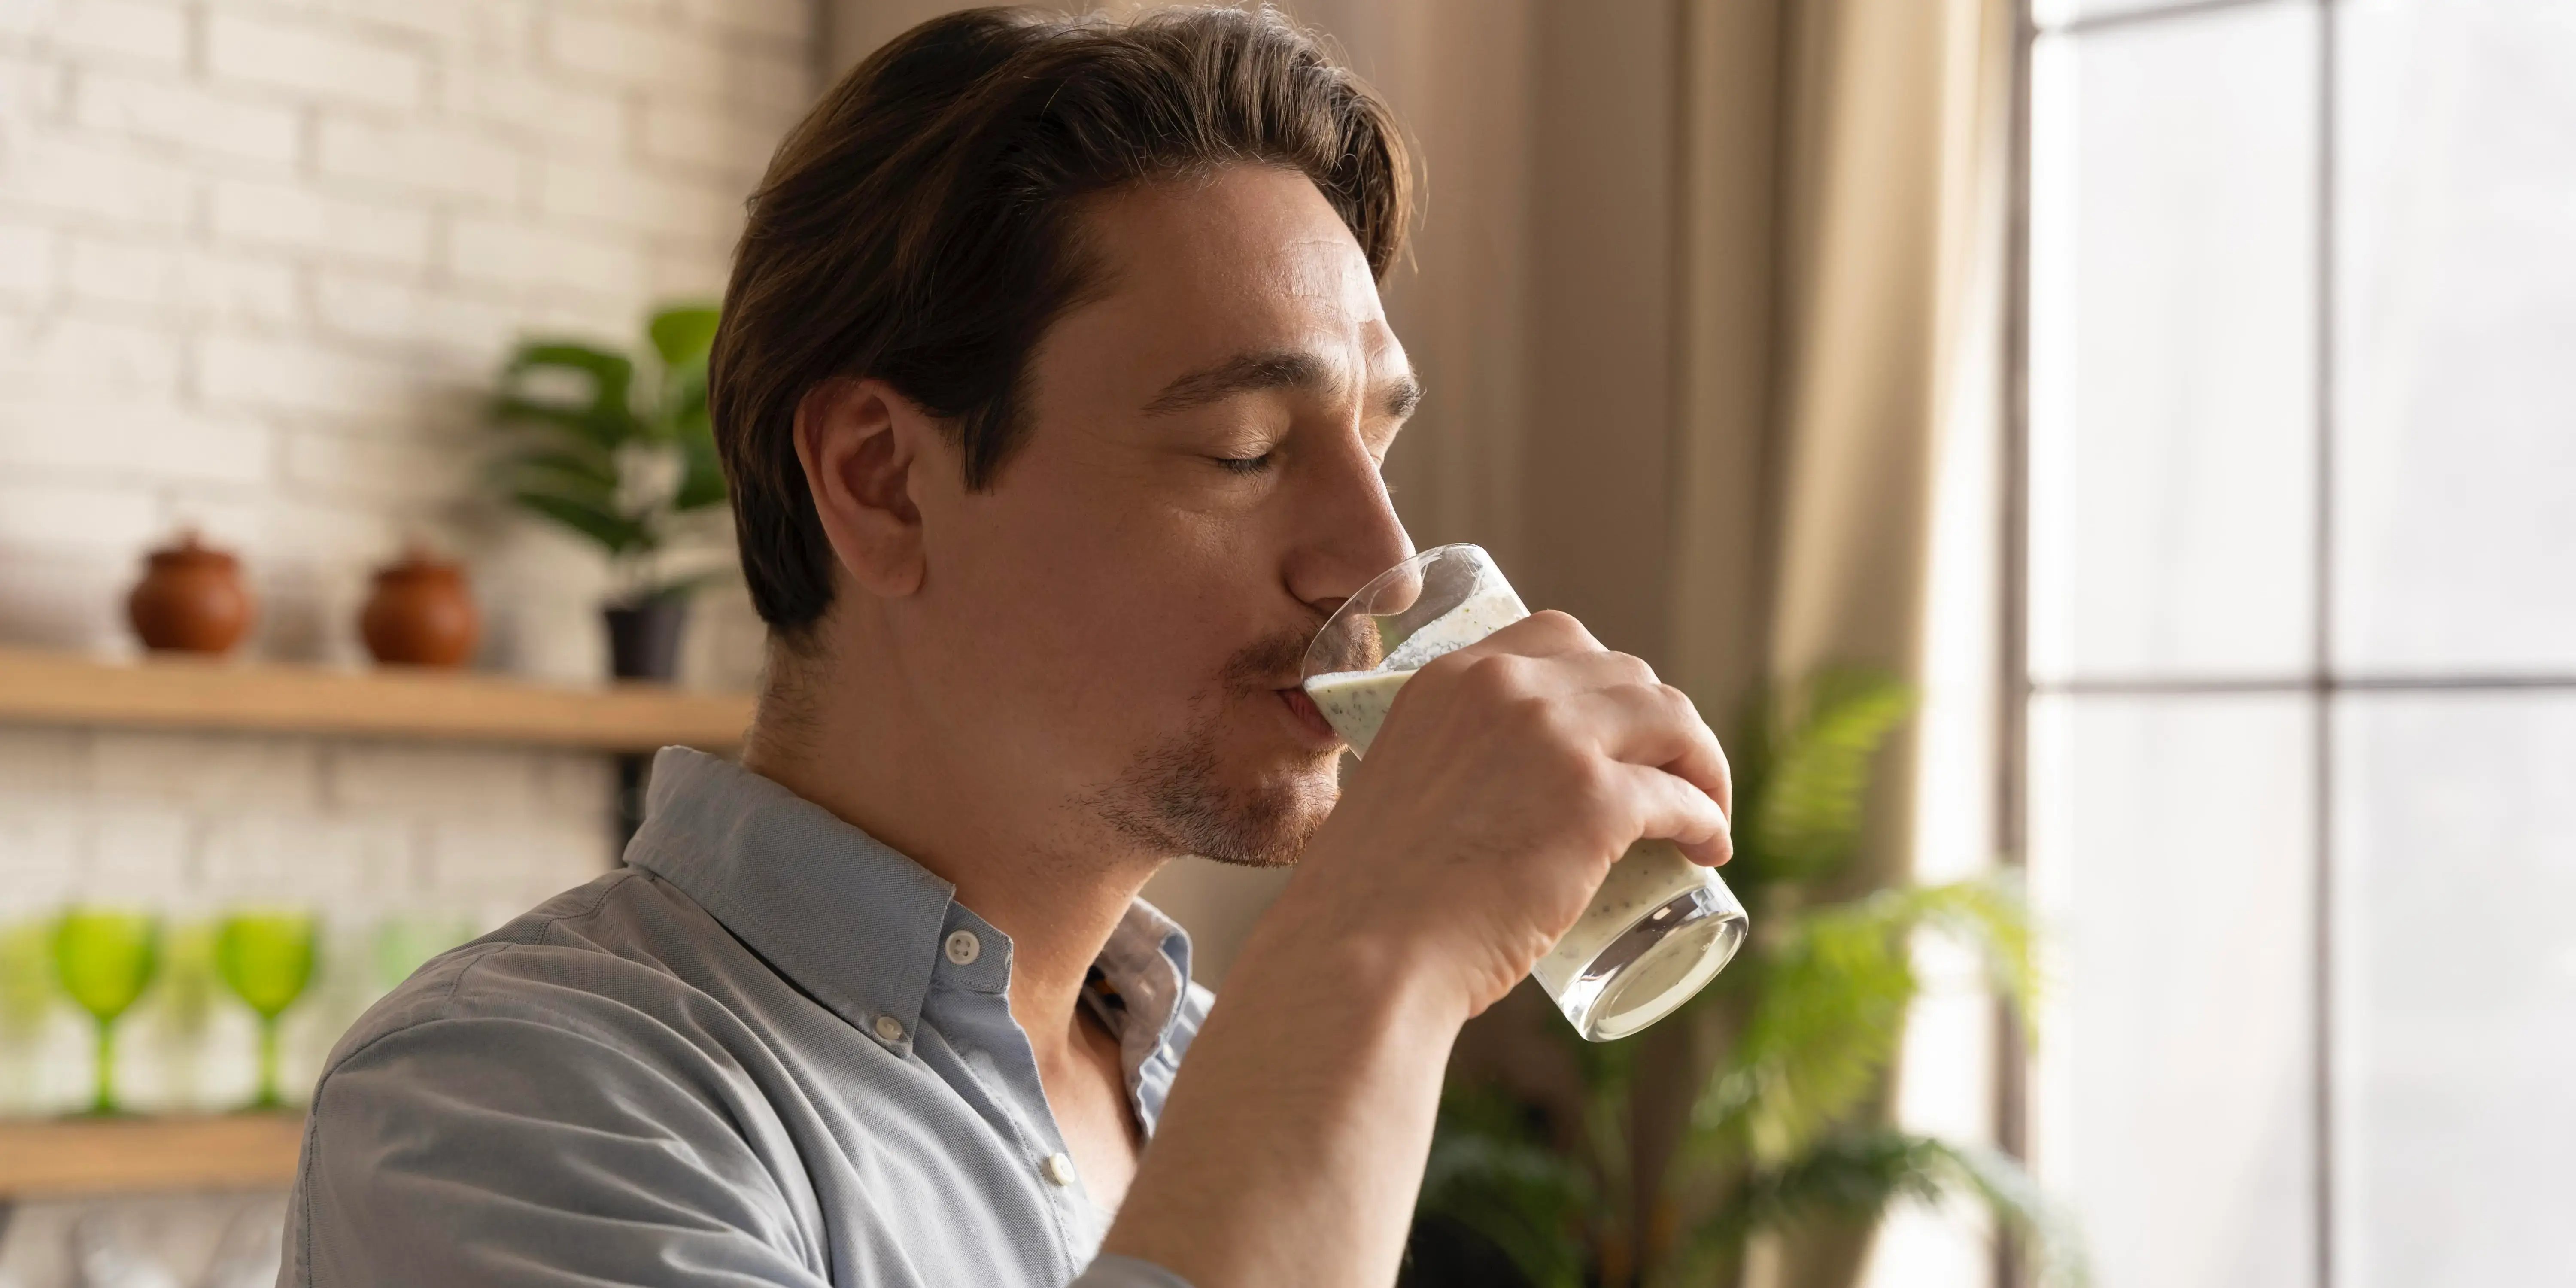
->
[1379,373,1423,420]
[1143,349,1425,421]
[1143,350,1335,415]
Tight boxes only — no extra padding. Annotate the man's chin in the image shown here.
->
[1090,735,1340,868]
[1186,759,1339,869]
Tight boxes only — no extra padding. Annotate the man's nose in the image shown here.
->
[1287,436,1413,610]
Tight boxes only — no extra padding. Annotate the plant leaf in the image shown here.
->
[647,304,721,368]
[511,488,649,556]
[1665,1130,2087,1286]
[1743,668,1915,885]
[1692,876,2034,1161]
[499,444,619,490]
[673,428,728,510]
[1416,1088,1593,1288]
[490,392,631,453]
[499,343,638,445]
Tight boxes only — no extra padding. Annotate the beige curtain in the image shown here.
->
[1668,3,2019,1285]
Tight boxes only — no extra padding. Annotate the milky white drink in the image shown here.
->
[1305,587,1747,1040]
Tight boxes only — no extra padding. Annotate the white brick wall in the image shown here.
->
[0,0,811,663]
[0,0,817,1153]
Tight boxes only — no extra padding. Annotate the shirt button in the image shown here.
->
[872,1015,904,1043]
[944,930,981,965]
[1040,1152,1077,1187]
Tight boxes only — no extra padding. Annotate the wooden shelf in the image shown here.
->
[0,1114,304,1197]
[0,646,751,752]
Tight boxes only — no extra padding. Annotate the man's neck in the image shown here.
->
[741,643,1163,1065]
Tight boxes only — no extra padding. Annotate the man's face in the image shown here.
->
[905,165,1416,867]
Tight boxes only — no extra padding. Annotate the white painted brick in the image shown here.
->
[722,45,815,120]
[328,742,540,814]
[531,752,613,818]
[210,178,432,269]
[536,158,737,240]
[0,477,159,553]
[85,806,191,894]
[315,115,522,206]
[0,396,273,485]
[197,812,407,899]
[94,732,320,810]
[543,11,723,96]
[444,63,623,152]
[422,816,609,904]
[637,101,778,176]
[447,216,643,296]
[311,271,515,358]
[676,0,808,42]
[0,314,180,394]
[52,0,188,68]
[0,807,85,915]
[207,12,426,111]
[0,134,191,230]
[172,491,401,571]
[74,70,301,165]
[198,333,413,417]
[281,426,475,501]
[0,221,54,302]
[0,728,93,802]
[646,245,726,301]
[0,0,62,40]
[65,237,298,324]
[0,551,128,651]
[0,47,66,121]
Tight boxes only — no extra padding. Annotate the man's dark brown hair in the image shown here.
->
[708,5,1415,641]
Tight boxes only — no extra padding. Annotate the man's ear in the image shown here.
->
[793,377,938,598]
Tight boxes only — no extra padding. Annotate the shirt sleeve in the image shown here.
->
[1070,1255,1196,1288]
[285,1013,829,1288]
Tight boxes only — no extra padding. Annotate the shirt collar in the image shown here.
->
[623,747,1196,1065]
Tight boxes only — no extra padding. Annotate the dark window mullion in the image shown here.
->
[2314,0,2340,1284]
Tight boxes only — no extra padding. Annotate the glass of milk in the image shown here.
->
[1301,544,1748,1041]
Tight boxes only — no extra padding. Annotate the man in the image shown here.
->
[282,8,1731,1287]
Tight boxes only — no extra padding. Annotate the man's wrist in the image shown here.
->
[1227,857,1477,1043]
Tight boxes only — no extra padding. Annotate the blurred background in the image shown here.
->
[0,0,2566,1285]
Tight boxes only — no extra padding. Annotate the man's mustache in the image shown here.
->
[1222,617,1381,693]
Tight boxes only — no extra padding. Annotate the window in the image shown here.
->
[2019,2,2576,1285]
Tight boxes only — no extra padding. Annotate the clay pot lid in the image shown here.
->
[144,529,239,569]
[373,544,466,582]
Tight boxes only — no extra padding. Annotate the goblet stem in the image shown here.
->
[91,1017,117,1117]
[255,1014,283,1111]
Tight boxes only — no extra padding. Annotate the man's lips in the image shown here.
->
[1278,686,1338,744]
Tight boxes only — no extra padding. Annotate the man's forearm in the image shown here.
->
[1099,883,1470,1288]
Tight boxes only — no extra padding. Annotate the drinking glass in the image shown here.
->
[1302,544,1748,1041]
[52,910,161,1115]
[215,911,317,1110]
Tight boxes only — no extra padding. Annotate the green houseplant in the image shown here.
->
[1405,670,2081,1288]
[489,304,727,680]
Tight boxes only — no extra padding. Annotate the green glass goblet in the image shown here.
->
[52,910,162,1116]
[216,911,317,1111]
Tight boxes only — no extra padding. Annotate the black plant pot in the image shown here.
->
[603,597,690,682]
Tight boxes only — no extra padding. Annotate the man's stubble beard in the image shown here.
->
[1085,627,1341,868]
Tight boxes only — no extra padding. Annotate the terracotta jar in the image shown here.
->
[127,531,254,655]
[360,548,479,668]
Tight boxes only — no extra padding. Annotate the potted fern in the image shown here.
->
[489,304,728,681]
[1404,670,2082,1288]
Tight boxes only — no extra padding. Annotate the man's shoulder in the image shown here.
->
[326,866,746,1077]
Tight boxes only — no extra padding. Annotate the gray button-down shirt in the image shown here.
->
[280,747,1206,1288]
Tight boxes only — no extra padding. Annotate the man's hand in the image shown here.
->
[1280,608,1734,1021]
[1100,609,1733,1288]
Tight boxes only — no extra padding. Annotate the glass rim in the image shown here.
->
[1299,542,1499,682]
